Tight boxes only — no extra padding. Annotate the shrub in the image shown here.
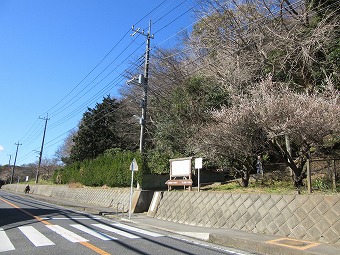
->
[52,149,143,188]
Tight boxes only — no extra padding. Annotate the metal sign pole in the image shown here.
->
[195,158,203,192]
[129,168,134,219]
[198,167,201,192]
[128,158,138,219]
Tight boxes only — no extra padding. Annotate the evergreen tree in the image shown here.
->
[149,76,230,155]
[70,96,125,162]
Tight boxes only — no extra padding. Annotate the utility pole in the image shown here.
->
[7,154,12,168]
[10,142,22,184]
[131,20,154,154]
[7,154,12,179]
[36,114,50,183]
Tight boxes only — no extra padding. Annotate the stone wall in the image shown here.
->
[5,184,340,245]
[152,192,340,245]
[3,184,131,211]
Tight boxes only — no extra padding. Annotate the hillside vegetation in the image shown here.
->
[50,0,340,191]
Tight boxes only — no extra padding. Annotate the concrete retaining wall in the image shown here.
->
[5,184,340,245]
[3,184,131,211]
[151,191,340,245]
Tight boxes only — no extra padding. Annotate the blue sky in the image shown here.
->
[0,0,196,166]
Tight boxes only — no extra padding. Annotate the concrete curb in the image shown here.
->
[121,215,340,255]
[209,233,339,255]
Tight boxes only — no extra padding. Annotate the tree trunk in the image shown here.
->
[270,138,308,189]
[241,170,250,187]
[292,164,306,189]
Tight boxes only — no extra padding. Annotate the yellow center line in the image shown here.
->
[80,242,112,255]
[0,197,51,225]
[0,196,112,255]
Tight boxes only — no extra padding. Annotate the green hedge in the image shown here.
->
[53,149,143,187]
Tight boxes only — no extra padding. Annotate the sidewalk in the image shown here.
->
[17,192,340,255]
[125,214,340,255]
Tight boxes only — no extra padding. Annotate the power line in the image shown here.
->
[0,2,196,164]
[134,0,169,26]
[146,0,338,104]
[47,45,145,130]
[43,0,179,121]
[48,34,142,118]
[42,29,132,117]
[153,0,189,25]
[153,1,199,35]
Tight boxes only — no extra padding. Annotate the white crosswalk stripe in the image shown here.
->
[0,223,163,252]
[112,223,164,237]
[18,226,55,247]
[0,228,15,252]
[41,217,101,220]
[92,224,140,239]
[46,225,88,243]
[71,224,118,240]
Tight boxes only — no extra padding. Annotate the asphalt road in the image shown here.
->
[0,190,256,255]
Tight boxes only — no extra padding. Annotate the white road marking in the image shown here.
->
[0,228,15,252]
[46,225,88,243]
[18,226,55,247]
[71,224,118,240]
[0,222,164,253]
[41,217,101,220]
[92,224,140,239]
[112,223,164,237]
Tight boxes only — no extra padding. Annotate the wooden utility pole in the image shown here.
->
[131,20,154,154]
[10,142,22,184]
[7,154,12,181]
[7,154,12,168]
[36,114,49,183]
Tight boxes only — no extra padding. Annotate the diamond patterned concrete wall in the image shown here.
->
[3,184,131,211]
[154,192,340,245]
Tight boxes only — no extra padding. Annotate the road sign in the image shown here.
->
[130,158,138,171]
[195,158,202,169]
[195,158,203,192]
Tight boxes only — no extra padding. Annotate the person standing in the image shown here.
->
[256,155,263,175]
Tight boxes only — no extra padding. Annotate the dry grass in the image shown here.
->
[68,182,83,188]
[207,177,340,195]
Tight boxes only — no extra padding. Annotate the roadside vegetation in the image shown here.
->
[52,149,143,187]
[44,0,340,191]
[211,179,340,195]
[1,1,339,193]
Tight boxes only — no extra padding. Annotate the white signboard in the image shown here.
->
[171,159,191,176]
[195,158,203,169]
[195,158,203,192]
